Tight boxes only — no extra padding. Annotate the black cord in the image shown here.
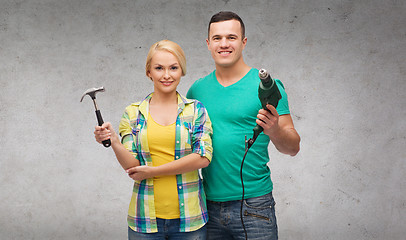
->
[240,146,250,240]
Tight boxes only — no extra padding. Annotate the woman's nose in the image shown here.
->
[163,69,170,79]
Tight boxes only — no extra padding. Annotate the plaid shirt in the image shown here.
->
[118,92,213,233]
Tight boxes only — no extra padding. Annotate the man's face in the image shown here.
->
[206,19,247,68]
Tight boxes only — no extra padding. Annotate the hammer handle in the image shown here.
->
[95,110,111,148]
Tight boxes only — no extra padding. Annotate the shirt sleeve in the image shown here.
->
[191,101,213,161]
[275,79,291,116]
[118,106,138,159]
[186,83,194,99]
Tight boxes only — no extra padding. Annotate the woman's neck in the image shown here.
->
[149,91,178,126]
[150,91,178,106]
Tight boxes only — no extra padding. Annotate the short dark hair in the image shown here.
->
[208,11,245,39]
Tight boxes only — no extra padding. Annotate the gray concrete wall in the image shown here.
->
[1,0,405,239]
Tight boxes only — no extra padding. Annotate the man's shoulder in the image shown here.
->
[195,71,216,85]
[188,71,216,98]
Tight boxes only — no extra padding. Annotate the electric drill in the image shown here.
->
[247,69,282,149]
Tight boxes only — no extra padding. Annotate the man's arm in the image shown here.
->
[256,104,301,156]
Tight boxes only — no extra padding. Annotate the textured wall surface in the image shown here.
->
[1,0,405,239]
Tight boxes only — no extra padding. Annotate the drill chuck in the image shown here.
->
[259,68,273,88]
[259,69,270,82]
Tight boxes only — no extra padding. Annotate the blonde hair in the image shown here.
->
[145,40,186,77]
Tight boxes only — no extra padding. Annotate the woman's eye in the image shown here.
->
[171,66,179,70]
[155,66,163,70]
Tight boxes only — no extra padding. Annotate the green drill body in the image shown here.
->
[247,69,282,148]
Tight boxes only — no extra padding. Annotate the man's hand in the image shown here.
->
[126,166,155,181]
[256,104,281,137]
[256,104,301,156]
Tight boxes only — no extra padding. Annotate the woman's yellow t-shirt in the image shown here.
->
[147,113,180,219]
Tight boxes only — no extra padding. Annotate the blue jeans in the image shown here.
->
[128,218,207,240]
[206,192,278,240]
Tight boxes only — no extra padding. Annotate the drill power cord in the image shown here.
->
[240,137,255,240]
[240,68,281,239]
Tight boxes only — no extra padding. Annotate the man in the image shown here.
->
[187,11,300,239]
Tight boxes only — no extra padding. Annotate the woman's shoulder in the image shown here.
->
[182,95,204,109]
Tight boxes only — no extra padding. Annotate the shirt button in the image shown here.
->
[179,186,182,189]
[181,203,184,206]
[176,156,179,159]
[176,141,179,143]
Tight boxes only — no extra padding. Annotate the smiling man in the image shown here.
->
[187,11,301,240]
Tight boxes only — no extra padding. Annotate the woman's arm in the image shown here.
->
[126,153,209,181]
[127,101,213,181]
[94,122,140,169]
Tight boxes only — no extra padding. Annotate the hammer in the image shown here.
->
[80,86,111,148]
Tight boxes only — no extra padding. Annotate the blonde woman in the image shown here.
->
[94,40,212,239]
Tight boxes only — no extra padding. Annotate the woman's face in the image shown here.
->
[147,50,182,95]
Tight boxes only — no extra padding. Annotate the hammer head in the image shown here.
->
[80,86,105,102]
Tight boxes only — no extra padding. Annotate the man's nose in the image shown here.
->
[219,38,229,47]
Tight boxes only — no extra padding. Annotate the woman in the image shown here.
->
[94,40,213,239]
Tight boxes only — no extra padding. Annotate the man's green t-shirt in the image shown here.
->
[187,68,290,201]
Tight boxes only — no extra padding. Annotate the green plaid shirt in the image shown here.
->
[118,92,213,233]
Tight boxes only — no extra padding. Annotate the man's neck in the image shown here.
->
[215,61,251,87]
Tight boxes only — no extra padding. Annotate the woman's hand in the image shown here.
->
[94,122,120,145]
[126,166,155,181]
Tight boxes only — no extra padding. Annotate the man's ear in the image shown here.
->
[242,37,247,49]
